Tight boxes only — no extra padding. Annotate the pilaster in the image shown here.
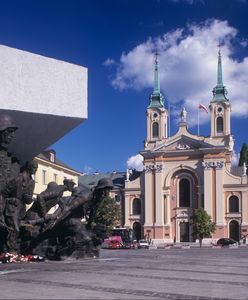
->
[155,168,164,226]
[124,195,131,227]
[242,191,248,225]
[165,194,171,226]
[203,164,213,218]
[144,170,153,226]
[215,166,224,225]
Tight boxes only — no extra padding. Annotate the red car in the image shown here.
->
[109,240,122,249]
[102,236,123,249]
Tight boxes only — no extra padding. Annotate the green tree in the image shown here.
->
[190,208,216,248]
[239,143,248,169]
[92,196,120,235]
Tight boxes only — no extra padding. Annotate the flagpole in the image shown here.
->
[168,102,170,137]
[198,105,199,136]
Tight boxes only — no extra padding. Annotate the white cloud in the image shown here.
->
[83,165,92,174]
[127,154,144,171]
[103,58,116,67]
[231,149,239,166]
[240,38,248,47]
[107,19,248,125]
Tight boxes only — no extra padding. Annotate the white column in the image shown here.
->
[165,194,171,225]
[144,171,153,226]
[155,169,164,226]
[225,106,231,135]
[242,191,248,225]
[215,167,224,225]
[204,166,212,218]
[124,195,131,227]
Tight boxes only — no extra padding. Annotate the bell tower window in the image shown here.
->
[216,116,223,134]
[152,122,159,138]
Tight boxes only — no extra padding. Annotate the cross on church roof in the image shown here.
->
[218,40,221,56]
[155,51,159,65]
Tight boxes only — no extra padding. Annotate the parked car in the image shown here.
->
[217,238,238,247]
[109,240,122,249]
[102,236,123,249]
[137,239,149,249]
[122,240,135,249]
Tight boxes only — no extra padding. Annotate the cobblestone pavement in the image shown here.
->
[1,247,248,299]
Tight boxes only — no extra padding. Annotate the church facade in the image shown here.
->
[124,52,248,244]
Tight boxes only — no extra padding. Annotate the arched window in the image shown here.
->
[229,195,239,213]
[179,178,190,207]
[133,198,141,215]
[216,117,223,134]
[152,122,159,138]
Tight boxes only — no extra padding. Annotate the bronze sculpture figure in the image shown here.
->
[0,114,114,260]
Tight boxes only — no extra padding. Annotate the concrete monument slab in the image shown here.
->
[0,44,87,164]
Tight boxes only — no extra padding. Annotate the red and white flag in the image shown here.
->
[198,103,208,114]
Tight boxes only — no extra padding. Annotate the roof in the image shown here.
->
[36,152,82,175]
[79,170,143,189]
[79,172,126,189]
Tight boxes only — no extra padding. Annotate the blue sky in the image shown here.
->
[0,0,248,173]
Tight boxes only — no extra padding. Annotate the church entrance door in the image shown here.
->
[133,222,142,241]
[179,222,189,242]
[229,220,240,242]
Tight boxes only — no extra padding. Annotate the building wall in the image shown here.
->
[124,151,248,244]
[33,157,81,197]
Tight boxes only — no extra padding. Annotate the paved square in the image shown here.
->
[1,248,248,299]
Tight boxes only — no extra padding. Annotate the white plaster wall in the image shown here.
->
[215,168,224,225]
[224,169,242,185]
[0,44,87,119]
[125,177,141,189]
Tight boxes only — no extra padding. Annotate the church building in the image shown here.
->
[124,51,248,244]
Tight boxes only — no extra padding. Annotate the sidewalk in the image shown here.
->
[155,242,248,249]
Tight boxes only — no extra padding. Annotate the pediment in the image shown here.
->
[152,135,214,153]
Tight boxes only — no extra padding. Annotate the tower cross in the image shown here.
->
[217,41,223,86]
[218,40,221,56]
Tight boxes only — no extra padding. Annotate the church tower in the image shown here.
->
[210,48,231,137]
[146,54,168,145]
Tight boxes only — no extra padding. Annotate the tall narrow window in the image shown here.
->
[179,178,190,207]
[229,195,239,213]
[216,117,223,134]
[152,122,159,138]
[53,173,58,183]
[50,152,55,162]
[33,173,38,183]
[42,170,47,185]
[133,198,141,215]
